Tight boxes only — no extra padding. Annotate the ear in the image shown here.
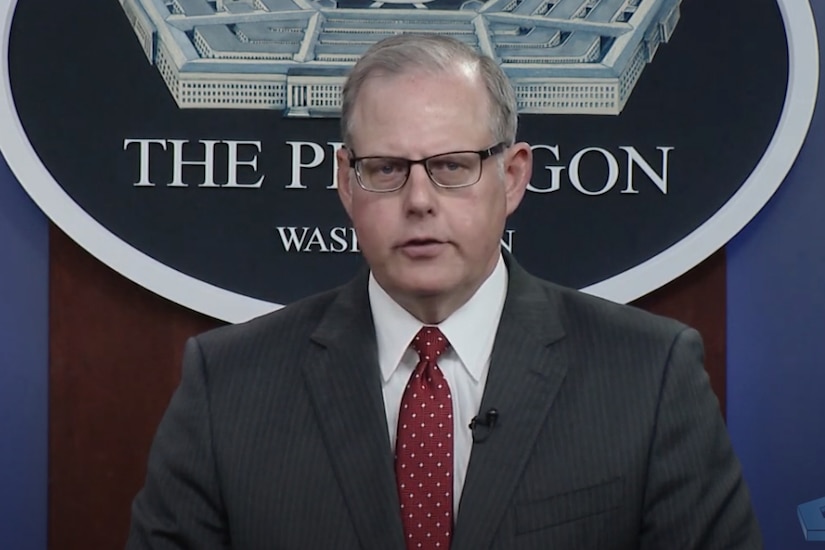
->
[503,141,532,216]
[336,146,355,219]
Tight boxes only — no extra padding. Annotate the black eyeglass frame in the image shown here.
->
[347,142,509,193]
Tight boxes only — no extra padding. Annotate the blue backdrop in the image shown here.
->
[0,5,823,548]
[726,2,825,547]
[0,154,47,549]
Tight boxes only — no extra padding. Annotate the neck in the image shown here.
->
[380,256,501,325]
[396,293,469,325]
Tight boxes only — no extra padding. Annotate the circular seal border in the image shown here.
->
[0,0,818,323]
[583,2,819,302]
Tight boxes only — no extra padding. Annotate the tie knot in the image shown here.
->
[411,326,449,362]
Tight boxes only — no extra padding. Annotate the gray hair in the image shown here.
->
[340,34,518,147]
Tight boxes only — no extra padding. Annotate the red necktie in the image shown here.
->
[395,326,453,549]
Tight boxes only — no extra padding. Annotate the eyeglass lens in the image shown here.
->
[357,151,482,191]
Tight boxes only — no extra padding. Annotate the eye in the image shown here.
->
[378,162,400,175]
[429,154,474,173]
[361,158,406,178]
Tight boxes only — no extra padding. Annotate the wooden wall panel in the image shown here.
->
[633,249,727,413]
[48,224,726,549]
[48,226,222,549]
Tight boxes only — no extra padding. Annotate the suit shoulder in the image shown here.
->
[523,277,705,385]
[540,278,691,341]
[192,286,341,354]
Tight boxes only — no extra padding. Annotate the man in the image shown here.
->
[127,34,761,549]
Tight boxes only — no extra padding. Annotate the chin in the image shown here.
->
[402,279,451,297]
[393,275,456,300]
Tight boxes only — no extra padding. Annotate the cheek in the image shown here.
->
[350,201,394,249]
[456,187,507,233]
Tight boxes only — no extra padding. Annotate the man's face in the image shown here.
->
[337,65,531,321]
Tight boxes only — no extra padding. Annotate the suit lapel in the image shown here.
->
[452,259,569,549]
[302,273,405,549]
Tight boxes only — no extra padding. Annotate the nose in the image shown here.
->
[402,163,437,215]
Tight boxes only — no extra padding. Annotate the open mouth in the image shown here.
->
[400,239,446,256]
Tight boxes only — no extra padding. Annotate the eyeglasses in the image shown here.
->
[348,142,508,193]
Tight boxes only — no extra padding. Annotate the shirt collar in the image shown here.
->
[369,254,508,383]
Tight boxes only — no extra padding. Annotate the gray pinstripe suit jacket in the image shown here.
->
[127,257,762,549]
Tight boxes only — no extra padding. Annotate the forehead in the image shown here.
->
[348,66,492,154]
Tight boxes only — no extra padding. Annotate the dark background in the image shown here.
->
[8,0,788,305]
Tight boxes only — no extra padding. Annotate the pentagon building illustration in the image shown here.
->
[798,496,825,542]
[119,0,681,116]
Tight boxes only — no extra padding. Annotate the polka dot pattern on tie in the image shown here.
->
[395,326,453,550]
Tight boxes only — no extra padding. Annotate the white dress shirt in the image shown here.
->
[368,255,508,513]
